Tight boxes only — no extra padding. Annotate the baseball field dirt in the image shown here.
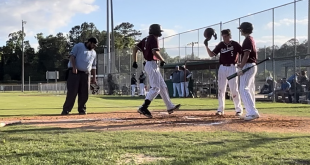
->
[1,110,309,133]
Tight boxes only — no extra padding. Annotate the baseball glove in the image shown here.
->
[90,83,100,94]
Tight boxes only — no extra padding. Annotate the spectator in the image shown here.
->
[179,65,191,97]
[275,78,291,102]
[287,72,299,84]
[259,77,274,94]
[299,70,309,85]
[131,74,137,97]
[138,71,146,96]
[170,66,181,97]
[288,78,303,103]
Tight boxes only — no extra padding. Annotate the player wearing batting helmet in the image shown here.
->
[237,22,260,121]
[131,24,181,118]
[204,29,243,117]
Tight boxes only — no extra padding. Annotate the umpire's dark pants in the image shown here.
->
[63,69,90,113]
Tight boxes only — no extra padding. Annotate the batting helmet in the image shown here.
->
[238,22,253,34]
[149,24,164,37]
[204,28,217,41]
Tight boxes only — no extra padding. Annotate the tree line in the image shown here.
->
[0,22,143,82]
[0,21,308,83]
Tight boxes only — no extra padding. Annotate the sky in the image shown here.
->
[0,0,308,59]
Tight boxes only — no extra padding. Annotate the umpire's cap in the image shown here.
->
[88,37,98,46]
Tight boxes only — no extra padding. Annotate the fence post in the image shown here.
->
[308,0,310,55]
[178,34,181,62]
[272,8,276,103]
[197,29,199,58]
[238,19,241,44]
[220,22,222,42]
[264,46,267,79]
[293,0,297,102]
[55,71,58,93]
[162,37,164,49]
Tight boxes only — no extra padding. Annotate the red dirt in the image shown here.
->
[1,110,310,133]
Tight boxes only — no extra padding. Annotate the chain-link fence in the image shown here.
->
[158,0,309,102]
[97,48,149,95]
[35,0,306,100]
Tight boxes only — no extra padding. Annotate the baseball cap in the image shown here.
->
[88,37,98,46]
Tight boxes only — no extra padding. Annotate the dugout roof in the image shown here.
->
[161,60,220,70]
[280,59,310,67]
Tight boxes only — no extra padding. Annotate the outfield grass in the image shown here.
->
[0,92,309,117]
[1,92,310,165]
[1,126,310,165]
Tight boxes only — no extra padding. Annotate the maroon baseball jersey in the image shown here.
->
[241,36,257,63]
[136,35,159,61]
[212,40,242,65]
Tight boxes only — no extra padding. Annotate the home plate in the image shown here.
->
[0,121,22,127]
[158,112,169,116]
[176,121,228,126]
[183,116,202,120]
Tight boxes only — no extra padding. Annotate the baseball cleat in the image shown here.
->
[235,112,243,117]
[244,114,260,121]
[79,111,87,115]
[138,106,153,118]
[61,111,69,115]
[215,111,224,116]
[167,104,181,114]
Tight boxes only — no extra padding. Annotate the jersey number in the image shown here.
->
[231,51,233,56]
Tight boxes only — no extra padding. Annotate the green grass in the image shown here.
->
[0,92,309,118]
[1,126,310,165]
[1,92,310,164]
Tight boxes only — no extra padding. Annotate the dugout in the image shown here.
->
[281,59,310,77]
[162,60,221,98]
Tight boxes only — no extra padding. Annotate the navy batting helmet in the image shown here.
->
[149,24,164,37]
[237,22,253,34]
[204,28,217,41]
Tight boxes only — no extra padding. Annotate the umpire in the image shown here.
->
[61,37,98,115]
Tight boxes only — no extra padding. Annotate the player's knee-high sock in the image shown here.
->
[142,99,151,108]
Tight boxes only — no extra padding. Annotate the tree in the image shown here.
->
[34,32,70,80]
[1,30,31,81]
[113,22,142,74]
[113,22,142,50]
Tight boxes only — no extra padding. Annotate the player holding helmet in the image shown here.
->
[132,24,181,118]
[204,29,243,117]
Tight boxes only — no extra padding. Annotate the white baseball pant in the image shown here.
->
[180,81,189,97]
[144,61,175,110]
[239,63,259,116]
[217,64,243,113]
[173,83,181,97]
[139,83,145,96]
[131,85,136,96]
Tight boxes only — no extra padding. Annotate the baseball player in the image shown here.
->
[237,22,260,121]
[170,66,181,97]
[132,24,181,118]
[179,65,191,97]
[204,29,243,116]
[131,74,137,97]
[139,71,146,96]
